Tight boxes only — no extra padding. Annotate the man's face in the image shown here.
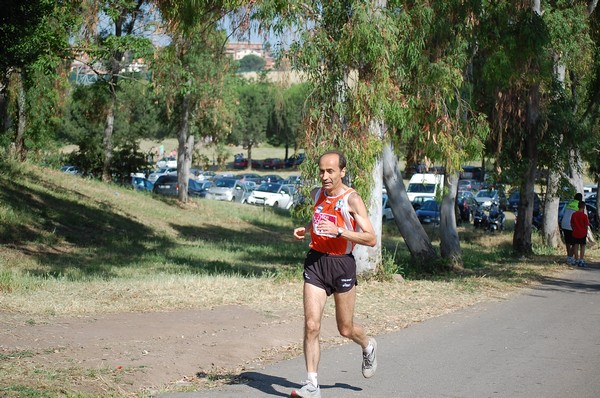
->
[319,153,346,191]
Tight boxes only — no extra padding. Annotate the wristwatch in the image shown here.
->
[336,227,344,238]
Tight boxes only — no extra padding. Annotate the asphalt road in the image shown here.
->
[157,265,600,398]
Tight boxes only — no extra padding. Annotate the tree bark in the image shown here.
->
[382,145,438,272]
[354,121,383,274]
[543,170,562,247]
[14,71,26,161]
[440,172,462,269]
[177,94,192,203]
[102,99,114,182]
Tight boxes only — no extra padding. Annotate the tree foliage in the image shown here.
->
[266,82,310,155]
[238,54,266,72]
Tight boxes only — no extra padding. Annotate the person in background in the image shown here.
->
[291,150,378,398]
[561,193,583,265]
[570,200,590,267]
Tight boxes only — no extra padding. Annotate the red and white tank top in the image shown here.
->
[310,188,357,255]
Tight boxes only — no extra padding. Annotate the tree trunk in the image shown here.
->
[513,80,540,255]
[440,172,462,269]
[354,120,383,274]
[178,94,192,203]
[382,145,438,272]
[102,99,114,182]
[247,145,253,170]
[543,170,562,247]
[0,86,8,134]
[14,71,26,161]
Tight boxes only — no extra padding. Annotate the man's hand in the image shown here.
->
[293,227,306,240]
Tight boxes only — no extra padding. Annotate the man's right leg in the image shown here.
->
[291,283,327,398]
[303,282,327,373]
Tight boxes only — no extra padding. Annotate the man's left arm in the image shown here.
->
[341,192,377,247]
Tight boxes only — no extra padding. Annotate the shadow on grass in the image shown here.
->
[171,220,306,276]
[382,224,559,285]
[0,174,175,278]
[0,165,305,280]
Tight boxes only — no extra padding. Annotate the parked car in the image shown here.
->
[233,156,260,169]
[584,184,597,200]
[415,199,441,225]
[148,167,177,183]
[474,188,507,210]
[156,156,177,168]
[262,158,285,170]
[153,175,180,196]
[460,165,484,181]
[283,174,301,185]
[240,181,258,191]
[285,153,305,168]
[188,180,214,198]
[237,173,262,184]
[456,193,479,223]
[132,176,154,192]
[458,179,482,192]
[247,182,295,209]
[382,194,394,221]
[411,195,431,211]
[507,190,542,215]
[205,178,251,203]
[261,174,284,184]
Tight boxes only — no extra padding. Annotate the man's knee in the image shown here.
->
[337,322,354,338]
[305,318,321,337]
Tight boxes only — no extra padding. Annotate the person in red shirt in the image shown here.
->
[570,200,589,267]
[292,150,377,398]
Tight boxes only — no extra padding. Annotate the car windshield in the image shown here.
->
[214,178,236,188]
[257,183,282,193]
[477,190,497,198]
[421,200,439,211]
[406,183,436,193]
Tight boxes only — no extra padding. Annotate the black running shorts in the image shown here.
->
[303,249,357,296]
[563,229,575,245]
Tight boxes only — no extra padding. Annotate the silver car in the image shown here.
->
[205,178,251,203]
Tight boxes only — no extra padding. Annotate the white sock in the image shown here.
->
[363,342,374,356]
[307,372,318,387]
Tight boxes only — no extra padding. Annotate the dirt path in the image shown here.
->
[1,306,345,395]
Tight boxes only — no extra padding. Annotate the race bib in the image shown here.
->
[313,212,338,237]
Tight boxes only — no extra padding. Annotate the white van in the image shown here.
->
[406,173,444,202]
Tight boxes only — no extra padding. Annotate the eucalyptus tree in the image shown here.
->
[266,82,310,160]
[230,79,274,168]
[62,78,161,177]
[383,1,489,268]
[153,0,245,202]
[257,1,488,272]
[0,0,76,160]
[472,1,597,254]
[74,0,155,182]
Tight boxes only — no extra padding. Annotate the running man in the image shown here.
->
[291,150,378,398]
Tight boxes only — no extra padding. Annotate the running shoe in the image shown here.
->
[362,337,378,378]
[290,380,321,398]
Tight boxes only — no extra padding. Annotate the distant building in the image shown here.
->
[225,42,275,69]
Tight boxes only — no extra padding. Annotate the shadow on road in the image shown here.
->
[236,371,362,397]
[531,265,600,294]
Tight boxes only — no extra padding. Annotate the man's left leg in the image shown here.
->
[334,287,377,378]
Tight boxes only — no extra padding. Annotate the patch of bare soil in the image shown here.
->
[0,305,346,396]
